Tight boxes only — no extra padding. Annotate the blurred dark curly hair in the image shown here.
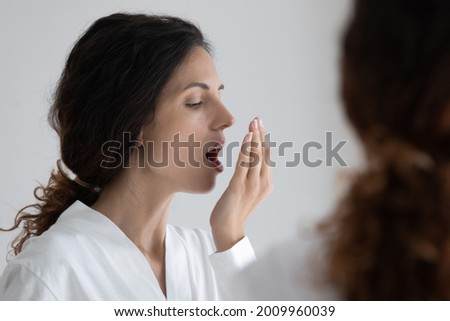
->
[322,0,450,300]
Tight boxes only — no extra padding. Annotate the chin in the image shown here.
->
[185,174,217,194]
[193,181,216,194]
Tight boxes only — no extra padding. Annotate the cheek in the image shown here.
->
[143,110,213,178]
[174,122,208,161]
[176,113,208,138]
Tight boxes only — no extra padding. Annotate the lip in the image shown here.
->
[207,143,223,153]
[205,138,224,173]
[206,159,224,173]
[208,138,225,148]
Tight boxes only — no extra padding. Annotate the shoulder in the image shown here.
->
[1,223,86,292]
[10,202,98,267]
[9,226,82,267]
[2,201,111,287]
[0,224,82,300]
[0,261,57,300]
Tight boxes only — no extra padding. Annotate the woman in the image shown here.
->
[0,13,272,300]
[233,0,450,300]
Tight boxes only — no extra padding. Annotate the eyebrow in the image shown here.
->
[183,82,225,91]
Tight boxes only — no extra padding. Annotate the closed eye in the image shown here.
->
[186,101,203,108]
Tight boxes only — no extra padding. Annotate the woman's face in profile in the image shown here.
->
[140,46,235,193]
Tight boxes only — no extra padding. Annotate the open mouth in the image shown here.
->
[205,143,223,172]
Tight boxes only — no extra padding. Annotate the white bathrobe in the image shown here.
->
[0,200,255,300]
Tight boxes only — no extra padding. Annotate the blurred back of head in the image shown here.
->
[343,0,450,156]
[325,0,450,299]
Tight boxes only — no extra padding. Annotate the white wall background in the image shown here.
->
[0,0,361,273]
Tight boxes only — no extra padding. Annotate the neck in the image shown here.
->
[91,167,175,256]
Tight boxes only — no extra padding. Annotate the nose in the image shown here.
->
[212,100,235,130]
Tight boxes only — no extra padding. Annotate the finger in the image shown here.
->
[234,131,253,179]
[258,118,266,173]
[248,118,263,179]
[258,118,271,177]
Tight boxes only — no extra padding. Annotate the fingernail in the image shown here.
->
[253,118,259,130]
[258,118,264,128]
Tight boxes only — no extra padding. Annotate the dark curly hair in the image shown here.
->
[1,13,210,255]
[321,0,450,299]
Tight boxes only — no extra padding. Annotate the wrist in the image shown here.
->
[211,225,245,252]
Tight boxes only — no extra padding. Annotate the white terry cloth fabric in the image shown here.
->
[0,200,255,300]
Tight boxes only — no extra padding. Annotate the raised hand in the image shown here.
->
[210,117,273,252]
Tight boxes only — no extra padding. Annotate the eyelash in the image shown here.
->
[185,101,203,108]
